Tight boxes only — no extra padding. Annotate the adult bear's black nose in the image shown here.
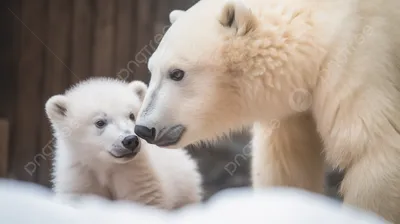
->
[135,125,156,143]
[121,135,139,150]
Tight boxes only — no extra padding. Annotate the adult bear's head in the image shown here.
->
[135,0,324,148]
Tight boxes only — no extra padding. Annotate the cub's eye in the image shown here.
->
[169,69,185,81]
[129,113,135,121]
[95,119,107,128]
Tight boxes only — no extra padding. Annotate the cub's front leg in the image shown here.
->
[251,112,325,193]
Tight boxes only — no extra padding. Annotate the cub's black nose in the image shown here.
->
[135,125,156,143]
[122,135,139,149]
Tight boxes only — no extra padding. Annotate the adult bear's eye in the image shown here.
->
[95,119,107,128]
[129,112,135,121]
[169,69,185,81]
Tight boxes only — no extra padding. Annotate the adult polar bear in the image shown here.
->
[134,0,400,222]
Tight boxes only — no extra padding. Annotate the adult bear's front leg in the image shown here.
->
[340,146,400,223]
[251,112,325,193]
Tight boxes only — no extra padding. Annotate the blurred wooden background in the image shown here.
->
[0,0,200,187]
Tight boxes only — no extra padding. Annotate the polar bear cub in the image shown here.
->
[45,77,202,210]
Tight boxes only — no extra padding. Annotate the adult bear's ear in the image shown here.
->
[169,9,185,24]
[219,0,257,36]
[128,80,148,101]
[45,95,68,123]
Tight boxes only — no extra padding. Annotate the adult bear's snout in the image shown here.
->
[135,125,156,143]
[135,124,186,147]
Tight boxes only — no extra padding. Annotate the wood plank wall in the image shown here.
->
[2,0,198,187]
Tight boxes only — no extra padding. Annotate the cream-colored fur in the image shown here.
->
[136,0,400,221]
[252,112,325,194]
[45,77,202,210]
[169,10,185,24]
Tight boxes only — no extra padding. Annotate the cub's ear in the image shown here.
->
[45,95,68,123]
[128,80,147,101]
[169,9,185,24]
[219,0,257,36]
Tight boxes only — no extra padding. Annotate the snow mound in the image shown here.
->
[0,179,388,224]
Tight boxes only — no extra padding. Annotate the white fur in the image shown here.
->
[169,10,185,24]
[138,0,400,222]
[45,77,202,210]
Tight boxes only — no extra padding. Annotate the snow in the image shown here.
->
[0,179,388,224]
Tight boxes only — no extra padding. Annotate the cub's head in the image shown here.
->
[45,78,148,163]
